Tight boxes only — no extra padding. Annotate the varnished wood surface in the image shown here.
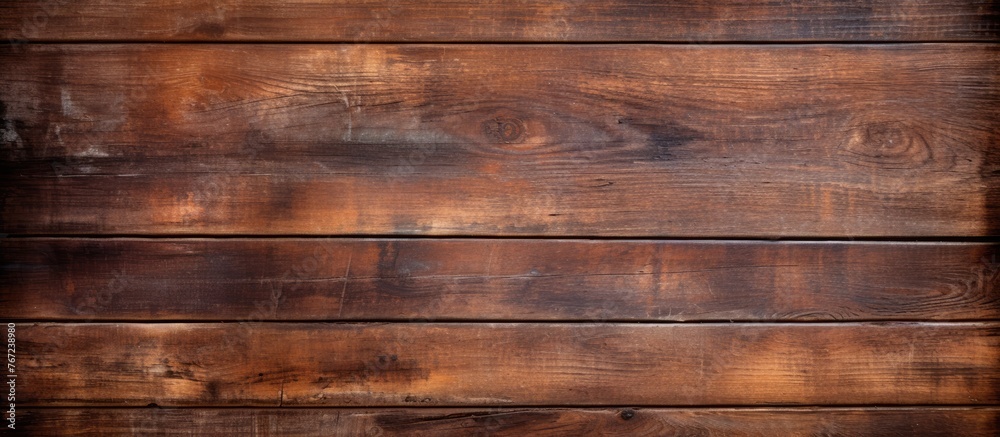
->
[18,323,1000,406]
[2,239,997,321]
[3,0,997,434]
[2,44,997,237]
[2,0,998,42]
[19,407,1000,436]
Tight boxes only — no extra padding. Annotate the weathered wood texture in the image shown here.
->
[2,239,997,322]
[2,0,998,42]
[18,323,1000,406]
[19,407,1000,436]
[3,0,998,434]
[2,45,998,236]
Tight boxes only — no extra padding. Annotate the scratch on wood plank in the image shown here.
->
[330,83,353,141]
[485,243,497,277]
[278,379,285,407]
[337,252,353,318]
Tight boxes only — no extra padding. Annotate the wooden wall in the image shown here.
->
[1,1,998,435]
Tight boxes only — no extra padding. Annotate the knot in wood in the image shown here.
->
[482,117,526,144]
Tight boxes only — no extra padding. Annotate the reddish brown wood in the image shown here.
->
[2,1,997,434]
[17,323,1000,406]
[2,239,997,321]
[2,0,997,42]
[2,44,997,237]
[18,407,1000,436]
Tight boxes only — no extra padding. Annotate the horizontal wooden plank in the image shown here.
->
[2,44,997,237]
[19,407,1000,436]
[16,323,1000,406]
[2,239,997,321]
[2,1,997,42]
[0,45,1000,237]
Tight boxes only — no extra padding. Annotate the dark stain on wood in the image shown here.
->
[630,118,703,162]
[203,381,222,403]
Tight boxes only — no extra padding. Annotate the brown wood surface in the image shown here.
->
[3,1,997,434]
[2,239,997,322]
[2,44,998,237]
[18,407,1000,436]
[17,322,1000,407]
[2,0,998,43]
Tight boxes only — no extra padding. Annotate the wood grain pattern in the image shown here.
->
[2,44,997,236]
[17,323,1000,406]
[19,407,1000,436]
[2,0,997,434]
[2,239,997,321]
[2,0,998,42]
